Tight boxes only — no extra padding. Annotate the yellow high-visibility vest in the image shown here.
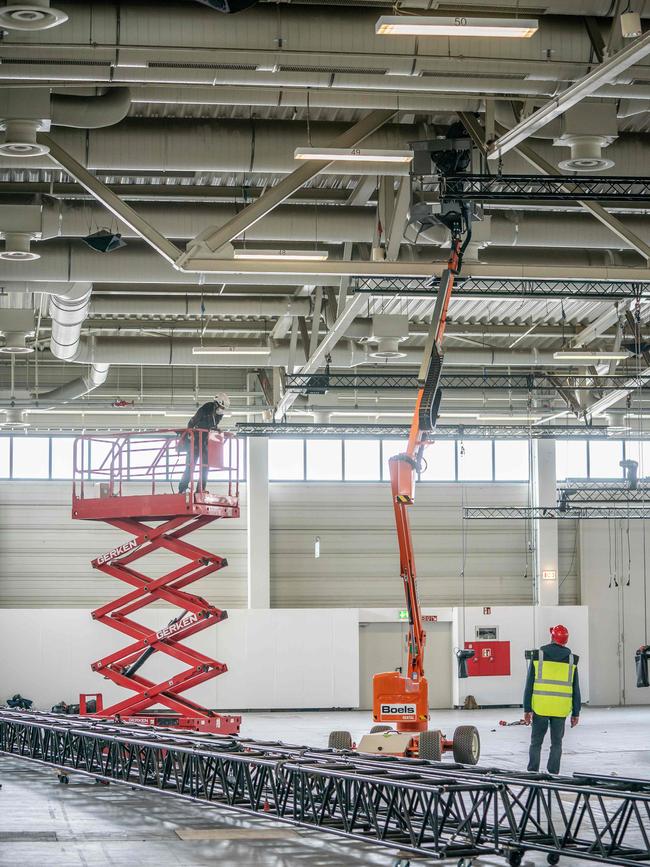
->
[531,650,576,718]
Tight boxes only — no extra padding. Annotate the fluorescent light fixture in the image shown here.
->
[477,414,541,421]
[553,351,630,361]
[376,15,538,38]
[192,345,271,356]
[233,248,329,261]
[294,147,413,163]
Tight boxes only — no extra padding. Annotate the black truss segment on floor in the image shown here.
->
[351,276,650,300]
[440,174,650,203]
[236,423,650,441]
[3,710,650,866]
[284,372,650,394]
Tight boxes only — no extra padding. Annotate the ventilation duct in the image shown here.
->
[0,310,34,355]
[0,88,131,159]
[0,2,67,31]
[0,407,29,428]
[553,104,618,172]
[369,315,409,359]
[0,233,40,261]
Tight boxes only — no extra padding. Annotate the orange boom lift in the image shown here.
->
[328,135,481,760]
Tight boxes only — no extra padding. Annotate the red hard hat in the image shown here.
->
[550,624,569,646]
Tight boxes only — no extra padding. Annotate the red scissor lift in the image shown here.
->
[72,429,241,734]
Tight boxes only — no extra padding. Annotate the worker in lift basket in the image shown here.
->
[523,624,581,775]
[178,393,230,494]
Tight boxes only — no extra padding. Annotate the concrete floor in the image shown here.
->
[1,706,649,867]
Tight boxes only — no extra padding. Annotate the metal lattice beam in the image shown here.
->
[464,505,650,519]
[351,276,650,300]
[284,372,650,393]
[440,174,650,202]
[236,423,650,440]
[4,710,650,866]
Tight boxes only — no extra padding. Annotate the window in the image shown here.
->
[90,439,119,481]
[51,437,75,480]
[0,438,9,478]
[420,440,456,481]
[306,439,342,481]
[457,440,493,481]
[589,441,623,479]
[555,440,587,481]
[12,436,49,479]
[344,440,380,480]
[495,440,529,481]
[269,439,304,480]
[382,439,408,481]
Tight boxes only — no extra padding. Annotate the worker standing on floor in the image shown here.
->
[178,393,230,494]
[523,624,581,775]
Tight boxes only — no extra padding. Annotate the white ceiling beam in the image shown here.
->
[275,293,366,419]
[386,177,412,262]
[487,29,650,159]
[178,109,395,266]
[571,302,628,348]
[41,135,182,267]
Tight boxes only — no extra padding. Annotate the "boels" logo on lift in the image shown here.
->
[380,703,417,718]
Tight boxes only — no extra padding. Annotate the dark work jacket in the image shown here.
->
[523,641,581,718]
[188,402,224,431]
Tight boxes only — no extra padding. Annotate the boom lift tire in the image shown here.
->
[370,725,393,734]
[328,730,353,751]
[452,725,480,764]
[419,729,443,761]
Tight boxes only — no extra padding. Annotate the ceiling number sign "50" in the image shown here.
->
[455,17,468,26]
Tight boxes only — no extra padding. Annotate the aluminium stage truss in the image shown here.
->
[464,506,650,519]
[439,174,650,203]
[236,422,650,441]
[351,276,650,300]
[557,479,650,505]
[283,372,650,394]
[71,429,241,735]
[3,709,650,866]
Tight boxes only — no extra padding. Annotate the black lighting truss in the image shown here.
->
[236,422,650,440]
[464,505,650,519]
[351,276,650,300]
[557,479,650,505]
[4,710,650,866]
[440,174,650,203]
[0,710,499,861]
[284,372,650,394]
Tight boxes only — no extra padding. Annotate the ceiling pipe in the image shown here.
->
[50,87,131,129]
[1,119,648,179]
[63,336,608,369]
[1,240,644,285]
[32,199,650,251]
[88,295,311,317]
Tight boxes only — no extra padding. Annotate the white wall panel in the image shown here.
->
[270,483,571,608]
[0,608,359,711]
[0,482,247,608]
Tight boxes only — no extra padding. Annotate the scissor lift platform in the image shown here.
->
[71,429,241,735]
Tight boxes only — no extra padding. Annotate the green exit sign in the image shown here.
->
[398,609,408,620]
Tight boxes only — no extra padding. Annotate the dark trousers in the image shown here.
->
[179,437,209,493]
[528,713,566,774]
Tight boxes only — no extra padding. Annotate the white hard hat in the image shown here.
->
[214,392,231,410]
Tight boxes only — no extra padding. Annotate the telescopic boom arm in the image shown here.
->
[389,237,463,683]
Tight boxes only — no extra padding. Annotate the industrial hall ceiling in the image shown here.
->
[2,0,650,433]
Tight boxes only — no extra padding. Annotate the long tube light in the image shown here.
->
[294,147,413,163]
[376,16,538,38]
[233,248,329,261]
[192,345,271,356]
[553,351,630,361]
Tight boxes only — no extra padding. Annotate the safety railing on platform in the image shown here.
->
[72,429,239,503]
